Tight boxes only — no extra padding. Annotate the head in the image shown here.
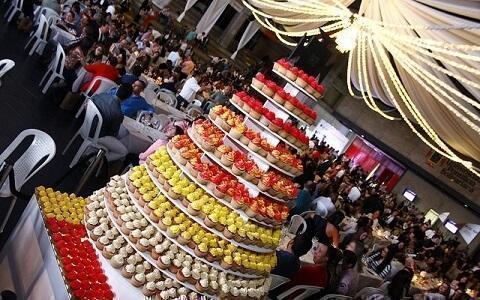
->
[132,80,146,95]
[131,64,144,77]
[342,250,358,270]
[192,69,202,81]
[388,269,414,300]
[116,84,132,101]
[327,211,345,229]
[65,11,75,23]
[312,242,334,265]
[288,235,312,258]
[94,44,104,56]
[107,56,118,66]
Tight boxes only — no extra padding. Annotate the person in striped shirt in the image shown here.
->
[366,246,395,279]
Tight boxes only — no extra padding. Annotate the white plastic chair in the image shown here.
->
[0,129,56,233]
[63,100,103,168]
[319,295,352,300]
[158,88,177,107]
[0,59,15,87]
[277,285,323,300]
[4,0,23,23]
[269,274,290,290]
[25,14,49,56]
[33,6,58,26]
[39,43,65,94]
[75,76,117,118]
[353,287,386,299]
[287,215,307,235]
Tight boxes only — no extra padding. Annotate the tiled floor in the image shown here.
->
[0,12,103,248]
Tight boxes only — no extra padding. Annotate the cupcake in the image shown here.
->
[231,160,245,176]
[177,231,191,245]
[261,80,276,97]
[136,238,150,252]
[130,272,145,287]
[251,73,265,89]
[223,224,236,239]
[286,66,299,81]
[176,267,193,285]
[110,254,124,269]
[229,125,245,139]
[266,150,279,163]
[269,118,283,133]
[121,264,136,278]
[195,278,209,293]
[90,225,104,241]
[194,243,208,258]
[295,71,308,88]
[248,139,260,152]
[187,201,201,216]
[220,255,233,270]
[272,90,287,105]
[166,225,181,238]
[102,245,116,259]
[220,151,234,167]
[142,281,156,297]
[157,255,171,270]
[204,214,218,228]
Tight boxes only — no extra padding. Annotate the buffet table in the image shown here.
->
[0,198,143,300]
[0,198,69,300]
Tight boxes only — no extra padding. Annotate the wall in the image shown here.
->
[393,170,480,253]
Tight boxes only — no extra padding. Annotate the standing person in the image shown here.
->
[304,211,344,247]
[176,70,208,110]
[166,46,180,66]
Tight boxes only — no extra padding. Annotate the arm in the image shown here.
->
[327,223,340,247]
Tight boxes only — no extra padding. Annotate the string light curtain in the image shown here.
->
[243,0,480,176]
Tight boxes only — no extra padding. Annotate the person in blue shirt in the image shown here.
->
[110,80,154,118]
[289,181,316,217]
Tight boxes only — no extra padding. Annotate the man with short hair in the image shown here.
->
[122,80,154,118]
[176,70,207,110]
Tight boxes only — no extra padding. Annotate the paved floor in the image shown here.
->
[0,11,101,248]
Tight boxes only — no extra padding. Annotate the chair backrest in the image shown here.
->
[158,90,177,106]
[34,6,58,25]
[269,274,290,290]
[354,287,386,299]
[186,106,203,119]
[47,14,61,27]
[288,215,307,235]
[14,0,23,10]
[0,59,15,78]
[278,285,323,300]
[319,294,353,300]
[80,100,103,142]
[52,43,65,75]
[0,129,56,191]
[35,14,49,41]
[83,76,117,97]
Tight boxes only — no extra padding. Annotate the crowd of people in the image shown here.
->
[10,0,479,299]
[16,0,268,169]
[270,140,479,299]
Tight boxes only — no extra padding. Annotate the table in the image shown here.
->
[120,117,166,154]
[0,197,142,300]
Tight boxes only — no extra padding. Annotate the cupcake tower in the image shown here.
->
[273,58,325,101]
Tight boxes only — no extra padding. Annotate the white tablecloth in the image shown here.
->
[0,197,143,300]
[0,198,69,300]
[120,117,166,154]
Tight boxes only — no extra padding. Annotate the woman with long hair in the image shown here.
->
[366,246,395,279]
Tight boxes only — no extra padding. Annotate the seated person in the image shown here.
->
[365,246,395,279]
[272,235,311,279]
[336,250,358,296]
[76,56,119,93]
[269,242,337,300]
[90,85,132,161]
[110,80,153,118]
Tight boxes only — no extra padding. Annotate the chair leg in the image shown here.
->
[4,6,13,20]
[24,34,35,50]
[39,68,52,87]
[74,99,87,119]
[69,140,91,168]
[0,196,17,234]
[41,73,58,94]
[29,39,40,56]
[6,8,17,23]
[62,132,79,155]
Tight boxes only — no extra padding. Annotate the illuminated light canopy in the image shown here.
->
[243,0,480,177]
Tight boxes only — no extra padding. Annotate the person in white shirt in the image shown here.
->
[348,186,361,202]
[166,46,180,66]
[176,70,205,109]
